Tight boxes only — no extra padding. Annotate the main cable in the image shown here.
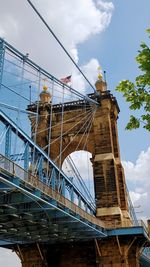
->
[26,0,97,94]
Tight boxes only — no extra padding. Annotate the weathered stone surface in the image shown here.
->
[28,83,130,226]
[25,81,144,267]
[17,237,144,267]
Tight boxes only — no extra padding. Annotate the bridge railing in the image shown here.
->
[141,247,150,259]
[104,218,148,231]
[0,153,149,232]
[0,153,106,229]
[126,185,139,226]
[0,109,97,215]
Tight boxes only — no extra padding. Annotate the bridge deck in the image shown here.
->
[0,154,107,245]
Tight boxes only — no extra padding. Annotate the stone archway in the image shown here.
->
[28,79,131,226]
[62,150,95,199]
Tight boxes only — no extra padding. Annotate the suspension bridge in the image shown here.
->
[0,35,150,266]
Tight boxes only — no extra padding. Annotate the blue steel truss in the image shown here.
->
[0,39,5,91]
[0,38,150,266]
[0,38,98,106]
[0,109,96,215]
[0,109,108,245]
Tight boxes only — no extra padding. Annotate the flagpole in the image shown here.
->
[103,71,107,82]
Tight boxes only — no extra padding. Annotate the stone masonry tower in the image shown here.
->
[26,78,150,267]
[28,77,131,228]
[93,78,130,227]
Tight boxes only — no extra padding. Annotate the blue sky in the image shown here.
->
[78,0,150,162]
[0,0,150,266]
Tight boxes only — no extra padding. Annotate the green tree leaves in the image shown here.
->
[116,29,150,131]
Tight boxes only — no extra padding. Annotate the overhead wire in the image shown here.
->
[32,70,41,174]
[65,108,95,196]
[64,108,96,205]
[1,83,32,103]
[74,108,96,153]
[46,79,54,178]
[66,155,95,209]
[0,102,37,115]
[26,0,97,94]
[64,108,95,202]
[30,106,93,120]
[3,59,86,103]
[43,108,94,150]
[3,37,99,105]
[0,3,100,215]
[58,85,65,186]
[54,109,95,164]
[58,109,94,203]
[31,107,93,136]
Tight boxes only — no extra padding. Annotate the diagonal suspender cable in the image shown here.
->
[26,0,97,94]
[32,107,93,136]
[54,109,95,163]
[43,109,93,150]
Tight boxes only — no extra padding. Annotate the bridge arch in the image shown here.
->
[62,150,94,199]
[28,79,131,226]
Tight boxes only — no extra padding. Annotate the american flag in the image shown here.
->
[60,75,71,84]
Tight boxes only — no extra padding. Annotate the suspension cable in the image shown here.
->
[32,70,41,174]
[1,83,32,103]
[26,0,97,94]
[67,155,95,209]
[43,109,93,150]
[46,79,54,178]
[32,107,93,136]
[66,109,96,200]
[54,109,95,163]
[61,110,96,206]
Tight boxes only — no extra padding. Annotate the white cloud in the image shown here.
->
[72,58,100,93]
[129,191,147,205]
[123,147,150,220]
[63,151,94,196]
[0,1,114,264]
[0,27,5,38]
[65,147,150,221]
[122,147,150,183]
[0,248,21,267]
[0,0,114,92]
[97,0,114,11]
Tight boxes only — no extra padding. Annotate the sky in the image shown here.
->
[0,0,150,266]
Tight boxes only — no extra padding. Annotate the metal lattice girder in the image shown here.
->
[0,110,96,214]
[0,37,99,106]
[0,39,5,90]
[24,142,29,170]
[5,126,11,158]
[0,169,107,245]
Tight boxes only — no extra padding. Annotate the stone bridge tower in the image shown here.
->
[28,78,131,228]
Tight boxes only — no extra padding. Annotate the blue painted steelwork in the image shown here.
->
[0,39,5,91]
[0,109,96,215]
[38,155,43,182]
[0,159,107,245]
[5,126,11,158]
[108,227,148,237]
[126,186,139,226]
[143,248,150,258]
[108,227,150,266]
[51,168,56,190]
[0,38,149,266]
[24,142,29,170]
[0,37,98,106]
[140,255,150,267]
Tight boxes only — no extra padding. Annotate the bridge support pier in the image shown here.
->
[95,236,143,267]
[16,238,143,267]
[17,244,47,267]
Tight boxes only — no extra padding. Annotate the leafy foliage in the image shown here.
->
[116,29,150,131]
